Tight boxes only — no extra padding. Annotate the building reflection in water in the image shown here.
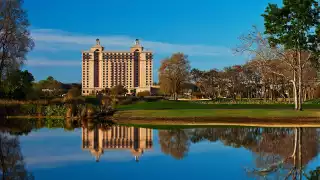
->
[82,126,153,162]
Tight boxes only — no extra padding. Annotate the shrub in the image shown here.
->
[43,118,65,129]
[44,105,67,116]
[0,104,21,116]
[101,96,113,107]
[192,92,204,98]
[304,99,320,104]
[137,91,151,97]
[117,96,141,105]
[85,96,100,105]
[85,104,98,117]
[66,87,81,99]
[20,104,39,115]
[0,99,48,105]
[142,96,164,102]
[65,97,85,104]
[118,97,134,105]
[116,96,128,101]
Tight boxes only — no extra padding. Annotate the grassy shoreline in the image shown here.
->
[3,100,320,123]
[5,116,64,119]
[116,119,320,128]
[114,109,320,118]
[116,101,320,110]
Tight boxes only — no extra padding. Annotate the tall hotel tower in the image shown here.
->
[81,39,153,95]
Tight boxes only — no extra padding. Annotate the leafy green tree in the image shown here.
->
[35,76,63,97]
[39,76,62,90]
[25,83,41,100]
[2,70,34,99]
[47,76,54,81]
[262,0,320,110]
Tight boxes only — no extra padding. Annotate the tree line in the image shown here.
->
[159,0,320,110]
[159,53,319,101]
[0,74,83,100]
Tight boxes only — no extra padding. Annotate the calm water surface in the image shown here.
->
[1,119,320,180]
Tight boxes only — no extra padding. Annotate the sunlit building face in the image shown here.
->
[81,39,153,95]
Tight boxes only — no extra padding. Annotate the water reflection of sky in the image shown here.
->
[18,128,320,180]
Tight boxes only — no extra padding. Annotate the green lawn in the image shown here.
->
[114,109,320,118]
[119,123,245,130]
[116,100,320,110]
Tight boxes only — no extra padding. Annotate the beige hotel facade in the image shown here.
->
[81,39,153,95]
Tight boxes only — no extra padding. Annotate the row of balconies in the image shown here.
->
[102,52,152,55]
[82,58,153,62]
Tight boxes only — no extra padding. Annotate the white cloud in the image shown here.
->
[24,152,134,169]
[31,28,233,57]
[21,129,81,139]
[26,59,81,66]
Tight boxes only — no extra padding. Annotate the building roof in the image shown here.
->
[82,39,152,53]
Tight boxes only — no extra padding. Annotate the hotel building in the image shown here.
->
[81,39,153,95]
[82,126,153,162]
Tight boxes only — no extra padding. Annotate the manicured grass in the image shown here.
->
[116,100,320,110]
[119,123,247,130]
[114,109,320,118]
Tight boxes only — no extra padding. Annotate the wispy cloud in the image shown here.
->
[26,59,81,66]
[31,29,233,57]
[21,129,81,139]
[24,152,134,169]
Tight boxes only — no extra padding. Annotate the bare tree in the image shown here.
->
[159,53,190,100]
[190,68,220,99]
[158,129,190,160]
[0,132,34,180]
[234,26,316,109]
[0,0,34,83]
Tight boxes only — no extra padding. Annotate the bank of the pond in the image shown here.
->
[116,100,320,110]
[114,109,320,118]
[6,116,65,119]
[114,117,320,128]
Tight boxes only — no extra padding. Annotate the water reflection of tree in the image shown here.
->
[304,166,320,180]
[190,127,260,149]
[0,118,35,135]
[158,129,190,160]
[0,132,34,180]
[189,127,320,179]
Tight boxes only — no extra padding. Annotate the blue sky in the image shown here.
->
[23,0,281,83]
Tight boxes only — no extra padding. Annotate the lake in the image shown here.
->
[0,118,320,180]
